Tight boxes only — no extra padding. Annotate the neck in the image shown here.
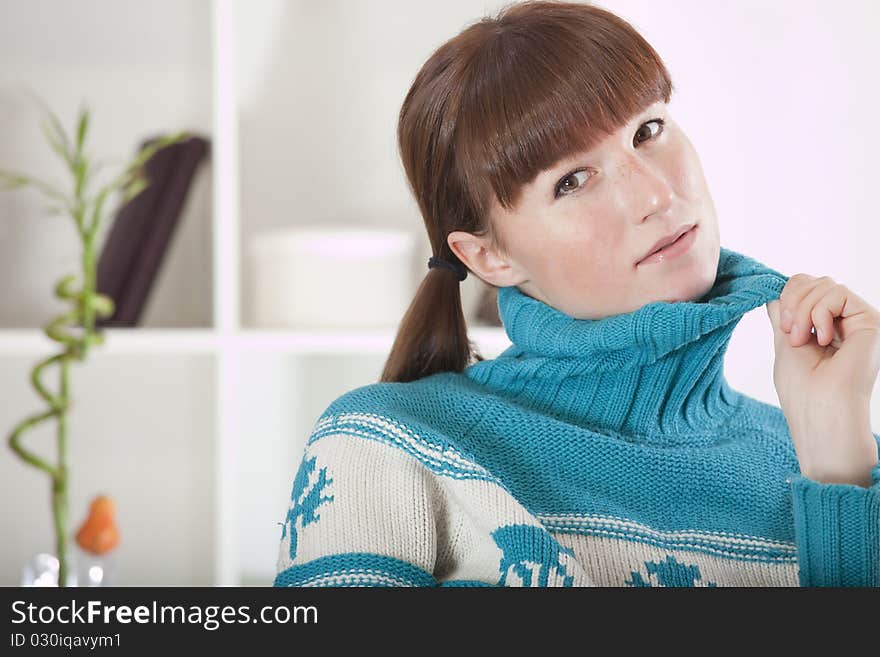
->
[466,247,788,446]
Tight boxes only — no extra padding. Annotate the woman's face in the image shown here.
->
[448,100,721,319]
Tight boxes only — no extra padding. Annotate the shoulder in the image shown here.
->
[310,370,462,449]
[306,381,413,454]
[306,374,496,485]
[300,429,435,484]
[319,371,461,418]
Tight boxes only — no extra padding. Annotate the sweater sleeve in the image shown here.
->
[788,433,880,587]
[273,432,439,587]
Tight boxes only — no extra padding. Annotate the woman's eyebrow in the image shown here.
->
[543,149,595,178]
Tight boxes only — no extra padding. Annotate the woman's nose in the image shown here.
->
[618,154,674,219]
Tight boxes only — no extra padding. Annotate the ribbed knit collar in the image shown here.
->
[466,247,789,445]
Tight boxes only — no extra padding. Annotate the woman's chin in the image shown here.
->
[652,260,718,304]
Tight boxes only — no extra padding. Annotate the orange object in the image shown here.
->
[75,495,120,555]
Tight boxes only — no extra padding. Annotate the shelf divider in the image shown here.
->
[213,0,241,587]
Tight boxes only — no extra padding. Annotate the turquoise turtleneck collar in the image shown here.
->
[465,247,789,444]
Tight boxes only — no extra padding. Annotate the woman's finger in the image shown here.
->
[779,273,817,332]
[798,280,878,348]
[826,287,880,341]
[809,285,847,347]
[787,276,837,346]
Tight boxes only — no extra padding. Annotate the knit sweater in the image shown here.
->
[274,247,880,587]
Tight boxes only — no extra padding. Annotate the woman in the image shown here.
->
[275,0,880,587]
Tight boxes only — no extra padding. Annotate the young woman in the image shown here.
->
[275,0,880,587]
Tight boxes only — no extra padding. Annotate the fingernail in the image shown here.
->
[791,323,799,339]
[782,309,792,330]
[816,327,824,341]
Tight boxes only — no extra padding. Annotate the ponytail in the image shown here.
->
[379,251,484,383]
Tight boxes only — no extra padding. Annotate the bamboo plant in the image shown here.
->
[0,100,186,587]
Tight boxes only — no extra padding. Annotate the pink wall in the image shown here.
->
[598,0,879,416]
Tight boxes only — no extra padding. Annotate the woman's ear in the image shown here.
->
[447,230,528,288]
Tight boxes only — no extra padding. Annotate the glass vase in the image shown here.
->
[21,549,115,587]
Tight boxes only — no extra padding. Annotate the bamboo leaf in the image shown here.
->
[40,117,74,171]
[35,179,68,202]
[120,131,189,182]
[122,176,147,203]
[90,293,115,318]
[0,169,32,190]
[45,105,72,153]
[73,155,88,198]
[86,184,115,237]
[0,169,70,205]
[18,87,74,170]
[75,106,89,158]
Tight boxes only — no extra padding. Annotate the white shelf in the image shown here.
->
[0,326,510,357]
[0,328,219,355]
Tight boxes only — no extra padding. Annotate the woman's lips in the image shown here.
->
[637,224,698,266]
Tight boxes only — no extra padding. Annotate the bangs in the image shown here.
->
[455,5,673,218]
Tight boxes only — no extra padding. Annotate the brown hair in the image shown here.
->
[380,0,673,383]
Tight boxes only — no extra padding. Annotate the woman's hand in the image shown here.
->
[765,274,880,486]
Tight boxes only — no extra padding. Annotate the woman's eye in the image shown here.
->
[554,169,590,198]
[634,118,665,146]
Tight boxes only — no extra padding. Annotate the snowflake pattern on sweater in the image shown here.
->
[625,555,718,587]
[492,524,577,587]
[281,454,334,561]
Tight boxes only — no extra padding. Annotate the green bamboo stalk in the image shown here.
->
[55,355,70,587]
[1,97,186,586]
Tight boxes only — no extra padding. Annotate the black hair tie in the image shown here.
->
[428,256,467,282]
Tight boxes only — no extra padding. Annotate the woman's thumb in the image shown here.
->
[765,300,783,340]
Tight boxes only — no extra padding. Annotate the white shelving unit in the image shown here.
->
[211,0,511,586]
[0,0,510,586]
